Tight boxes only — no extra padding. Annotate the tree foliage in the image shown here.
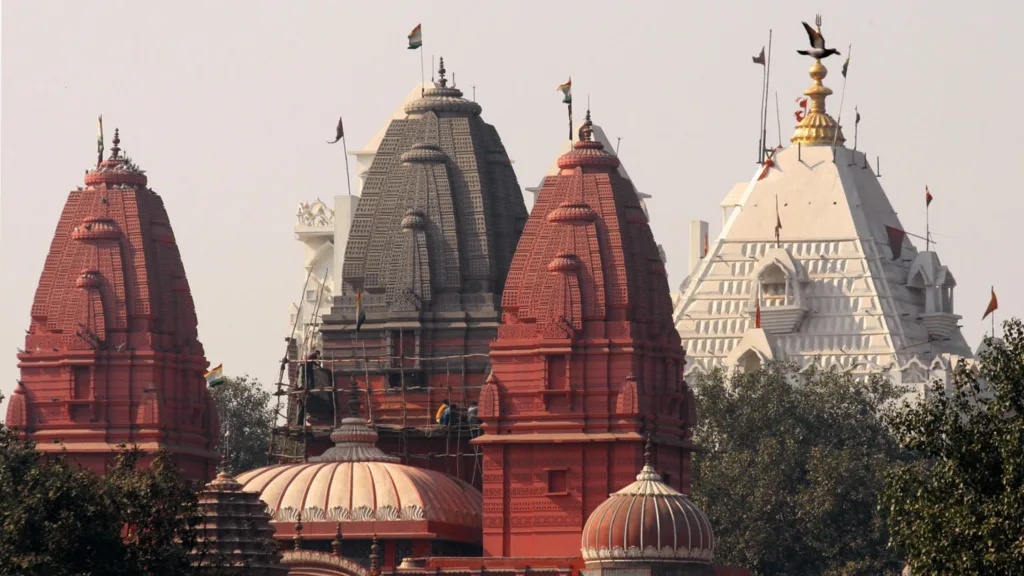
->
[0,424,202,576]
[883,318,1024,574]
[691,362,908,576]
[209,374,275,474]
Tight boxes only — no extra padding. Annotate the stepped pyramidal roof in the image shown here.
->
[672,32,973,395]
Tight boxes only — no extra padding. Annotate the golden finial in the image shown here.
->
[791,17,846,147]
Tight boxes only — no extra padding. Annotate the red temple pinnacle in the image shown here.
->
[10,128,220,480]
[475,112,699,558]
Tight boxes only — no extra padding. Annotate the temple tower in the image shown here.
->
[306,59,528,481]
[7,128,220,480]
[672,29,973,397]
[476,112,697,557]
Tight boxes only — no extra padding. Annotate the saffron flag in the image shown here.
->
[755,301,762,328]
[925,186,933,207]
[356,288,366,332]
[885,225,906,260]
[841,55,850,78]
[982,287,998,320]
[753,47,766,65]
[408,24,422,49]
[205,364,226,387]
[558,77,572,104]
[328,116,344,144]
[758,156,775,181]
[703,230,710,258]
[97,115,104,165]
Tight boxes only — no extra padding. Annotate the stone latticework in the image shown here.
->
[477,112,698,558]
[673,57,973,398]
[314,58,528,480]
[10,129,219,480]
[191,472,289,575]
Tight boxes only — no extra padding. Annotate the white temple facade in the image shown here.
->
[287,83,438,354]
[671,56,972,398]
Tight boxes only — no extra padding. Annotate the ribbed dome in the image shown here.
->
[581,447,714,565]
[235,388,482,540]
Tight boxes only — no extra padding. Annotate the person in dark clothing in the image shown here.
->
[303,349,322,390]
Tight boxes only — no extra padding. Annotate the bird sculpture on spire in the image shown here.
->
[797,14,840,60]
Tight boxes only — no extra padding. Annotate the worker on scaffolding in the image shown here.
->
[441,403,458,427]
[435,398,449,426]
[303,349,322,390]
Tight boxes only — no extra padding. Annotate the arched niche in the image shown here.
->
[747,248,807,333]
[725,328,777,374]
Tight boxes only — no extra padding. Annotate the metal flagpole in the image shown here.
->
[762,30,773,163]
[341,133,353,196]
[420,48,425,97]
[832,44,852,154]
[774,91,782,148]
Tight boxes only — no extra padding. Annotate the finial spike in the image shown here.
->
[643,433,653,467]
[437,57,447,87]
[110,128,121,159]
[331,521,343,556]
[369,535,381,576]
[293,512,304,551]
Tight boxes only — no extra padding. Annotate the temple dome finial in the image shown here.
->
[791,17,846,147]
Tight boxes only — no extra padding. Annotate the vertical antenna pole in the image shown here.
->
[774,91,782,148]
[615,137,622,156]
[925,194,931,252]
[431,54,435,82]
[876,156,881,176]
[762,29,773,163]
[420,48,426,96]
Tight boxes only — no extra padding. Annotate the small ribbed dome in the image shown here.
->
[235,386,482,542]
[404,57,482,116]
[400,143,448,164]
[581,441,714,565]
[547,251,581,273]
[71,216,121,241]
[400,209,427,231]
[84,129,149,188]
[547,201,598,224]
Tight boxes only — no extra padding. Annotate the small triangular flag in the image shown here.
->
[982,287,998,320]
[885,226,906,260]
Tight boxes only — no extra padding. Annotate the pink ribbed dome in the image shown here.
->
[235,387,481,542]
[581,447,714,565]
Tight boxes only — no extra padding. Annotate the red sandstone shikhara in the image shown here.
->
[12,106,745,574]
[7,129,220,481]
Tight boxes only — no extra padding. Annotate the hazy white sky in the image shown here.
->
[3,1,1023,408]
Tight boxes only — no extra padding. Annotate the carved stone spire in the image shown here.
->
[369,536,381,576]
[293,513,304,551]
[437,57,447,87]
[110,128,121,159]
[331,521,343,556]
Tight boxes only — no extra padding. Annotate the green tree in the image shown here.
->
[209,375,275,474]
[883,318,1024,574]
[0,425,202,575]
[691,362,907,576]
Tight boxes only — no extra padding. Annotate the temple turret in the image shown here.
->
[11,127,219,480]
[476,111,697,557]
[673,20,973,400]
[301,58,528,482]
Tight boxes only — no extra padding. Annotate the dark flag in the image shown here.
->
[774,195,782,244]
[856,108,861,125]
[885,225,906,259]
[982,287,999,320]
[328,117,344,144]
[841,55,850,78]
[925,185,933,207]
[753,47,766,65]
